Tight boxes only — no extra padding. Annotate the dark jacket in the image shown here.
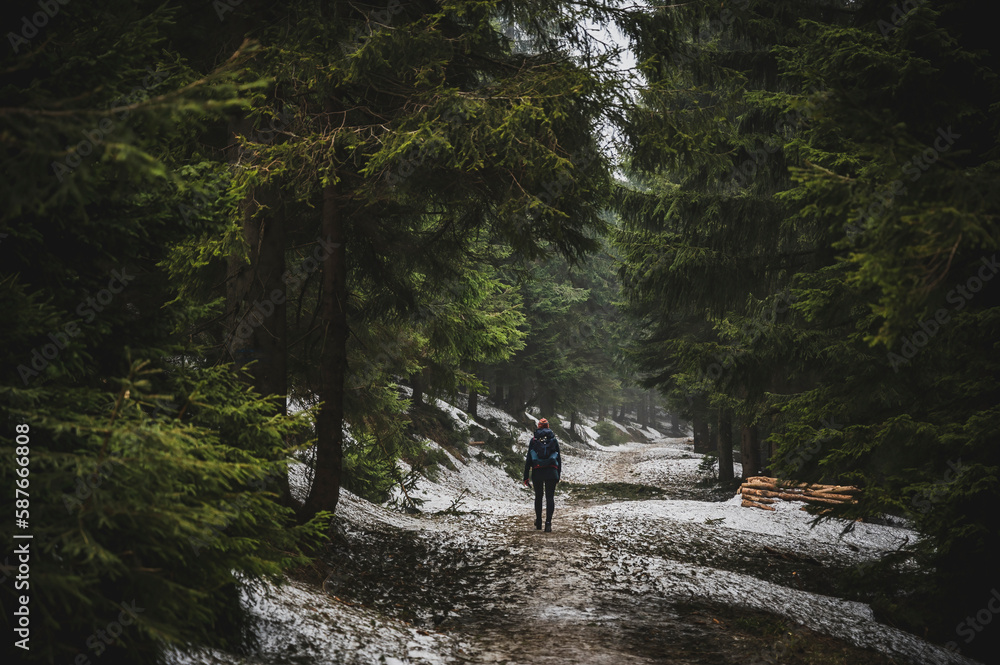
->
[523,428,562,482]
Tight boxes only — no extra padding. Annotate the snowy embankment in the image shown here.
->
[172,398,977,665]
[583,497,975,665]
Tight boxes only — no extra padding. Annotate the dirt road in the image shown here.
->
[323,440,931,665]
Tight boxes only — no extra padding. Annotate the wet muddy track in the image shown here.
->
[322,489,901,665]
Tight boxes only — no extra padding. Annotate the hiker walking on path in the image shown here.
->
[523,418,562,532]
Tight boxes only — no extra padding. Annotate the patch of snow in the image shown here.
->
[578,423,600,446]
[608,420,630,434]
[167,578,468,665]
[587,495,917,559]
[474,400,520,430]
[433,397,471,432]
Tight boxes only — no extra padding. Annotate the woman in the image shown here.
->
[523,418,562,532]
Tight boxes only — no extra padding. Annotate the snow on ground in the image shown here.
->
[393,437,529,519]
[596,493,916,555]
[608,419,630,434]
[625,553,973,665]
[432,397,474,432]
[168,578,469,665]
[577,423,600,446]
[472,400,521,430]
[176,396,977,665]
[336,487,428,532]
[381,399,965,664]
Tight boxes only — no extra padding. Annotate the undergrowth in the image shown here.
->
[594,420,629,446]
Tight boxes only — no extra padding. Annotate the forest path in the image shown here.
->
[326,437,923,665]
[452,504,736,665]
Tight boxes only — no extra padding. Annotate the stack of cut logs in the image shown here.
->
[738,476,860,511]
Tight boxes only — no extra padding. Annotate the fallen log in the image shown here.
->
[806,492,855,503]
[743,477,859,495]
[799,494,852,506]
[741,488,851,504]
[738,476,860,511]
[742,487,799,499]
[812,485,860,495]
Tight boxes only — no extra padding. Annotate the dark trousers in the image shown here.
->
[533,477,557,522]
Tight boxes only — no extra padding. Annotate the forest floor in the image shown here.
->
[171,404,979,665]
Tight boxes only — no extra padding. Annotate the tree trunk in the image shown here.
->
[741,424,761,478]
[508,379,525,414]
[467,384,478,419]
[411,369,424,407]
[569,410,578,441]
[646,392,657,430]
[539,391,556,420]
[717,408,734,482]
[692,417,711,453]
[670,411,680,436]
[765,435,779,475]
[489,376,503,404]
[598,403,607,421]
[301,177,347,520]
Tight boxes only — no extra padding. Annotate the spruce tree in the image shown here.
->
[213,0,614,516]
[0,3,328,661]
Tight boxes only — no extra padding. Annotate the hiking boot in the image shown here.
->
[535,518,542,530]
[544,522,552,532]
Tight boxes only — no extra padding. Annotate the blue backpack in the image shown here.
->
[530,434,560,475]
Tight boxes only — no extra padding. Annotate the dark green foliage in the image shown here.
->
[594,420,629,446]
[0,3,328,661]
[486,240,628,422]
[615,0,1000,656]
[1,361,328,663]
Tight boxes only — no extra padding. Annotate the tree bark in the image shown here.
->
[411,369,424,407]
[467,384,478,418]
[598,403,607,421]
[717,408,734,482]
[508,379,526,413]
[301,178,347,520]
[692,417,711,453]
[670,411,680,436]
[741,424,761,478]
[569,410,578,441]
[539,391,556,420]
